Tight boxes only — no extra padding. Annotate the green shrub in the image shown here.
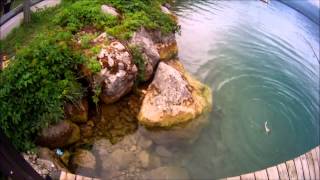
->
[104,0,178,39]
[0,33,84,151]
[80,33,97,49]
[0,0,178,151]
[54,0,118,32]
[130,46,145,83]
[85,57,102,73]
[0,6,61,56]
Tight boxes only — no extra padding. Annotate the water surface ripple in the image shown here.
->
[173,0,319,178]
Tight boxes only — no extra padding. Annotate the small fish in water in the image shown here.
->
[264,121,271,134]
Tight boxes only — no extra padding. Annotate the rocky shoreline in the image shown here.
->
[23,3,212,179]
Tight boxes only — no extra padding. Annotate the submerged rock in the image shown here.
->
[155,146,172,158]
[138,61,212,127]
[64,99,88,123]
[142,166,190,180]
[130,27,160,81]
[37,120,80,149]
[101,5,120,17]
[95,41,138,104]
[80,121,94,138]
[106,149,135,170]
[140,114,209,145]
[37,147,69,172]
[92,138,112,157]
[71,149,96,170]
[138,150,150,168]
[100,147,136,172]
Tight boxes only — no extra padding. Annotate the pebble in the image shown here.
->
[139,136,153,149]
[138,151,150,168]
[130,145,137,152]
[155,146,172,157]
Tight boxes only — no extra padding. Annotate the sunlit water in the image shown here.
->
[80,1,319,179]
[172,0,319,178]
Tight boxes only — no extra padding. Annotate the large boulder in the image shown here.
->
[36,121,80,149]
[138,61,212,127]
[95,41,138,104]
[130,27,160,81]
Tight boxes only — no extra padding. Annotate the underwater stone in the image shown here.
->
[142,166,190,180]
[37,120,80,149]
[71,149,96,169]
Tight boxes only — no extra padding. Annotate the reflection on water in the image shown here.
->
[77,0,319,179]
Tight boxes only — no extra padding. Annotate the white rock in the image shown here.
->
[101,5,120,17]
[160,5,172,15]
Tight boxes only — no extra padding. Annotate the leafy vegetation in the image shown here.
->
[53,0,118,32]
[0,32,84,150]
[101,0,178,39]
[0,6,61,56]
[0,0,177,151]
[85,57,102,73]
[130,46,146,83]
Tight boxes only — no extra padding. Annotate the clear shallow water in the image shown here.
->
[172,0,319,178]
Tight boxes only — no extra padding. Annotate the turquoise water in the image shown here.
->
[173,0,320,178]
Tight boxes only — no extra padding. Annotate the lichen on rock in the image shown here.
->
[95,41,138,104]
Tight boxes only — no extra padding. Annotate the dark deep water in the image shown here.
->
[173,0,319,178]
